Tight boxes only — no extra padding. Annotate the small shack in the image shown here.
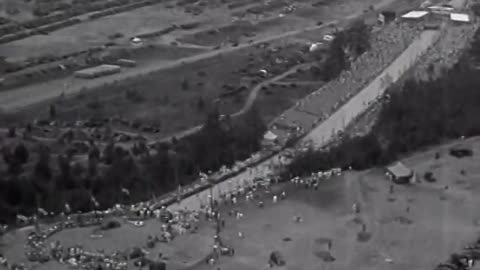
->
[264,130,278,141]
[262,130,279,148]
[400,10,429,22]
[428,5,454,15]
[385,162,415,184]
[450,13,471,24]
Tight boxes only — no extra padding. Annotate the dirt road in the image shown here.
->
[168,28,441,212]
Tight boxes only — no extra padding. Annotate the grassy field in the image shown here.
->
[0,0,235,62]
[189,137,480,270]
[28,41,309,138]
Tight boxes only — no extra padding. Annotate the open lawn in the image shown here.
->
[31,41,307,138]
[190,137,480,270]
[0,0,235,62]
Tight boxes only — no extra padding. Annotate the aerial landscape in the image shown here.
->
[0,0,480,269]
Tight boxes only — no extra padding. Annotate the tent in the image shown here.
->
[450,13,470,23]
[264,131,278,141]
[385,162,414,184]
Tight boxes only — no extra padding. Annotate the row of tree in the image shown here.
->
[285,27,480,178]
[0,106,266,223]
[314,20,371,81]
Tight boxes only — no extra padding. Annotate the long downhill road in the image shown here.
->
[0,0,400,112]
[168,28,442,212]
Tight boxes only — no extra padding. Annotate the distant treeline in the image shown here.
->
[0,106,265,223]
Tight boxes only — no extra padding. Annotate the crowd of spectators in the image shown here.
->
[271,20,423,144]
[415,22,478,81]
[0,205,201,270]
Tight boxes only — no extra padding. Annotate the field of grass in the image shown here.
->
[29,41,308,138]
[45,47,265,136]
[189,137,480,270]
[0,0,235,62]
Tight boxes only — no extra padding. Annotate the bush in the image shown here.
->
[125,89,145,103]
[100,219,122,230]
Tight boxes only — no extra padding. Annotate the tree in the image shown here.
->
[181,78,189,91]
[196,96,205,111]
[49,104,56,119]
[33,145,52,181]
[322,37,348,81]
[7,127,15,138]
[3,146,23,175]
[56,155,73,188]
[102,141,115,165]
[14,143,29,165]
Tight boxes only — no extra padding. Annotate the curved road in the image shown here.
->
[168,28,442,212]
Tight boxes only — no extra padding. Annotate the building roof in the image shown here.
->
[401,10,429,19]
[428,5,454,11]
[386,162,412,178]
[76,64,121,75]
[264,131,278,141]
[450,13,470,22]
[402,10,428,19]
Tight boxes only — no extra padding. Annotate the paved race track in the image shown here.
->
[168,29,441,213]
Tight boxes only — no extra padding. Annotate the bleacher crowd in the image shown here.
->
[415,22,478,81]
[271,21,424,144]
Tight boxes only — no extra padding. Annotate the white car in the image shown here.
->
[323,34,334,41]
[90,234,104,239]
[131,221,144,227]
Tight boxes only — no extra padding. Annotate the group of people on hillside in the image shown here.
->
[282,21,422,137]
